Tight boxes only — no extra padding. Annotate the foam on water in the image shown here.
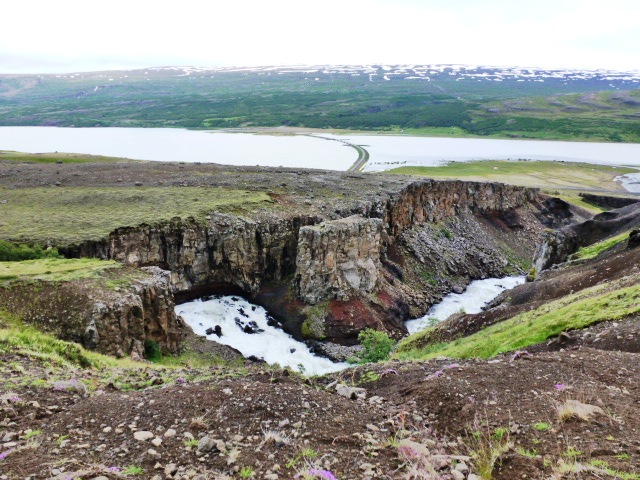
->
[176,295,348,376]
[405,276,525,334]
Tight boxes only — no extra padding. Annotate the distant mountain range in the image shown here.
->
[1,65,639,141]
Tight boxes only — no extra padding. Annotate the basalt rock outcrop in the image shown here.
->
[0,266,182,358]
[296,216,383,304]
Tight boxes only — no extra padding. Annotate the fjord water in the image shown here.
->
[334,134,640,171]
[2,127,640,172]
[0,127,355,170]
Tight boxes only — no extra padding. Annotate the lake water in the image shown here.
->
[0,127,355,170]
[321,134,640,171]
[1,127,640,174]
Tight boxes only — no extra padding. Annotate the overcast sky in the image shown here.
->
[2,0,639,73]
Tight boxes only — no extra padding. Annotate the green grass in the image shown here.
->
[395,277,640,360]
[0,150,135,164]
[0,186,271,246]
[388,160,636,191]
[0,310,124,369]
[542,191,606,214]
[0,258,120,283]
[570,230,631,261]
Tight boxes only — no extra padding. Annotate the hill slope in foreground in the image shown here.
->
[1,158,640,479]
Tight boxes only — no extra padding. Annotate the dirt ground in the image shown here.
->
[1,336,639,480]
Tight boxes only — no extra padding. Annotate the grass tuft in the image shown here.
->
[555,399,605,423]
[570,230,631,261]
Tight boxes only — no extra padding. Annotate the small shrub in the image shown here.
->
[358,328,395,363]
[144,339,161,361]
[0,240,62,262]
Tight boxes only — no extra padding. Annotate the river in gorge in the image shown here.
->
[176,276,526,376]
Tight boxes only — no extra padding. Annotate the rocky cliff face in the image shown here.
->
[0,267,181,358]
[79,214,318,295]
[71,179,575,343]
[296,216,383,304]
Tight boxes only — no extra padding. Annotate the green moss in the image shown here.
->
[570,231,630,261]
[395,277,640,360]
[0,186,272,247]
[0,258,119,284]
[301,303,328,340]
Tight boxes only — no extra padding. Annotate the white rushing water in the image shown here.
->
[178,278,525,373]
[176,295,348,376]
[405,276,526,334]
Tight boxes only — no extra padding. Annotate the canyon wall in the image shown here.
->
[69,179,574,343]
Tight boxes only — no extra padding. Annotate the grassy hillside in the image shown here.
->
[1,67,639,142]
[395,276,640,360]
[0,150,136,164]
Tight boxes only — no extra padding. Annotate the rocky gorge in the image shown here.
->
[0,160,581,356]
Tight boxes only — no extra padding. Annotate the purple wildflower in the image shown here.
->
[308,469,338,480]
[397,444,420,460]
[108,466,121,473]
[554,383,566,391]
[0,448,13,461]
[176,377,186,384]
[445,363,460,369]
[511,350,531,361]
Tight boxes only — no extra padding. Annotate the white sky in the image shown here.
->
[2,0,639,73]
